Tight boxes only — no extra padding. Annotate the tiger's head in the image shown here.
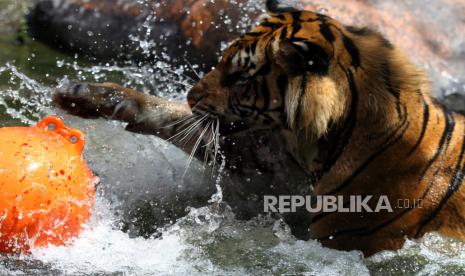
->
[187,0,403,140]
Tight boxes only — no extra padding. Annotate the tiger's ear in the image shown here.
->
[274,40,307,75]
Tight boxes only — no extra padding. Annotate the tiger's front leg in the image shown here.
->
[53,82,198,153]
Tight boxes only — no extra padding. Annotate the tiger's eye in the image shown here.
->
[221,71,249,87]
[237,72,249,85]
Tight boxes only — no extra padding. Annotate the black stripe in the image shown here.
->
[419,106,455,181]
[381,62,402,116]
[323,64,358,170]
[254,62,272,76]
[276,74,288,115]
[294,74,308,127]
[319,23,335,44]
[292,23,301,36]
[251,79,259,100]
[265,43,272,62]
[245,32,266,37]
[276,74,288,98]
[407,95,430,156]
[314,121,411,239]
[324,109,410,195]
[246,62,256,71]
[260,21,283,30]
[356,166,441,237]
[317,168,431,239]
[250,41,257,55]
[231,84,255,117]
[415,119,465,237]
[312,110,410,224]
[234,104,255,116]
[315,114,454,238]
[260,79,271,112]
[316,203,411,240]
[244,57,250,67]
[369,167,441,236]
[237,50,242,67]
[292,11,301,21]
[228,91,239,114]
[243,81,254,101]
[291,12,301,36]
[316,202,412,240]
[279,26,288,40]
[315,167,442,239]
[275,14,286,21]
[342,35,361,68]
[221,71,244,87]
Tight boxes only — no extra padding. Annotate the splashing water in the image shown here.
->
[26,199,371,275]
[0,63,50,125]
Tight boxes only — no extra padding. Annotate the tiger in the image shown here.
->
[53,0,465,256]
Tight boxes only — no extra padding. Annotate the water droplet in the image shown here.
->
[317,8,328,15]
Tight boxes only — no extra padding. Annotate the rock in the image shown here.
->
[442,93,465,115]
[58,112,216,237]
[0,0,29,43]
[27,0,260,69]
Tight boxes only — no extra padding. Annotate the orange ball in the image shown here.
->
[0,116,95,253]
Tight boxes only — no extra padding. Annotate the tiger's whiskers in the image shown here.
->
[183,121,211,177]
[167,114,207,142]
[162,114,195,129]
[183,57,202,81]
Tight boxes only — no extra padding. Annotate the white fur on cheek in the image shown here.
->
[286,75,346,139]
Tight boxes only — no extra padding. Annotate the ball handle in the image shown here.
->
[35,116,86,153]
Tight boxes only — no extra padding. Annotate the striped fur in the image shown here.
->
[186,2,465,255]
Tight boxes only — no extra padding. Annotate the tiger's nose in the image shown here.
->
[187,85,205,108]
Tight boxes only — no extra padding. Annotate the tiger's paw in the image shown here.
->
[53,82,143,121]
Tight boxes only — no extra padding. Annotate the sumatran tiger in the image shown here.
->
[53,0,465,256]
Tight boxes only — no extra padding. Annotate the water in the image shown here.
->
[1,0,465,275]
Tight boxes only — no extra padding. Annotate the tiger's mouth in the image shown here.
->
[191,106,255,136]
[191,106,219,118]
